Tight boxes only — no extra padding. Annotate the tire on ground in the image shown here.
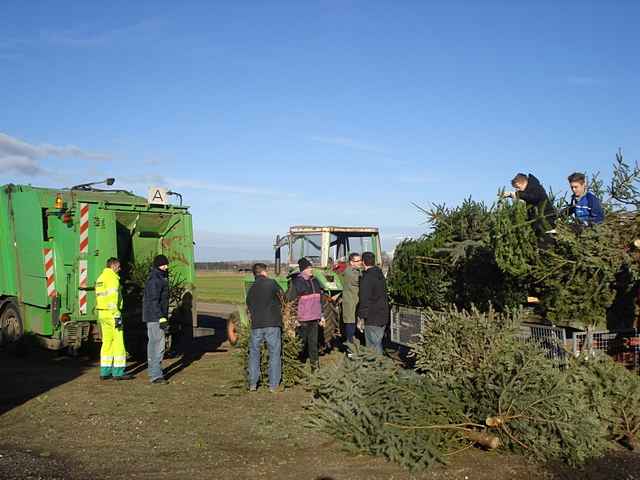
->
[227,311,240,346]
[0,302,23,348]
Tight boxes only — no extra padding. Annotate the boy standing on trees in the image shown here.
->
[504,173,557,234]
[567,172,605,225]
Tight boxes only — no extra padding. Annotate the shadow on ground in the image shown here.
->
[0,339,92,415]
[547,449,640,479]
[162,313,228,380]
[0,313,229,413]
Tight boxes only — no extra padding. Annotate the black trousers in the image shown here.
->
[297,320,319,366]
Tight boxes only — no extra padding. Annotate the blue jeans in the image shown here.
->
[344,323,356,344]
[147,322,165,382]
[248,327,281,389]
[365,325,385,355]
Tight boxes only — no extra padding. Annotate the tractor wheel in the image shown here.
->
[320,302,340,352]
[164,332,173,354]
[227,312,240,346]
[1,302,23,348]
[1,302,26,355]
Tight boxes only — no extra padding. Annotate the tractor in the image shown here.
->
[227,225,383,348]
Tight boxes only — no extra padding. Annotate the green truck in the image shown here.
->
[0,182,196,354]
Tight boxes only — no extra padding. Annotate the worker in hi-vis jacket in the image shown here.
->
[95,257,133,381]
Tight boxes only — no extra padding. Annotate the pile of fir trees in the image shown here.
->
[308,307,640,470]
[388,151,640,329]
[235,295,307,389]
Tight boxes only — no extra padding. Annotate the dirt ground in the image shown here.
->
[2,309,640,480]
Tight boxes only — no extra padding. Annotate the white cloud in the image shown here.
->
[120,174,295,198]
[0,132,112,178]
[309,135,387,154]
[395,174,435,184]
[143,158,163,166]
[0,155,45,176]
[194,230,275,261]
[566,75,599,86]
[0,132,111,161]
[40,18,164,48]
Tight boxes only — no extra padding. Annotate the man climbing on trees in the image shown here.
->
[567,172,605,225]
[504,172,557,235]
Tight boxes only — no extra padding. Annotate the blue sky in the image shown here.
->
[1,1,638,260]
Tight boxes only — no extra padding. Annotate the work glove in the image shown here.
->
[159,317,169,331]
[114,316,123,330]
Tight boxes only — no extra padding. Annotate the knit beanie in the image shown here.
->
[298,257,312,272]
[153,254,169,268]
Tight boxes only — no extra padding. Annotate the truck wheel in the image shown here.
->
[0,302,23,348]
[164,333,173,354]
[227,312,239,346]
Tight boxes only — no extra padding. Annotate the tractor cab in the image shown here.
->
[274,226,383,278]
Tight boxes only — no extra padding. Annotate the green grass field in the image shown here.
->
[195,271,247,304]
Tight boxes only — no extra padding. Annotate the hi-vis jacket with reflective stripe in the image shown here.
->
[95,268,122,317]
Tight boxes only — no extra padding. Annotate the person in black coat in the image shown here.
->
[143,254,170,384]
[246,263,283,391]
[505,173,557,235]
[357,251,389,355]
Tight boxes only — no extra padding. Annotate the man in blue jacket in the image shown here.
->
[567,172,605,225]
[143,254,170,384]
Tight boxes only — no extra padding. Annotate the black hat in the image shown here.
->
[298,257,312,272]
[153,254,169,268]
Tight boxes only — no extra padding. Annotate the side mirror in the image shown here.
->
[275,248,281,276]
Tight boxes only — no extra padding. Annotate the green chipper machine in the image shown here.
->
[0,180,196,355]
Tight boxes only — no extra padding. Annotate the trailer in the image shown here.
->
[0,183,196,354]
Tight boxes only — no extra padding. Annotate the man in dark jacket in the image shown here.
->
[357,251,389,355]
[143,254,170,384]
[505,173,557,235]
[246,263,283,392]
